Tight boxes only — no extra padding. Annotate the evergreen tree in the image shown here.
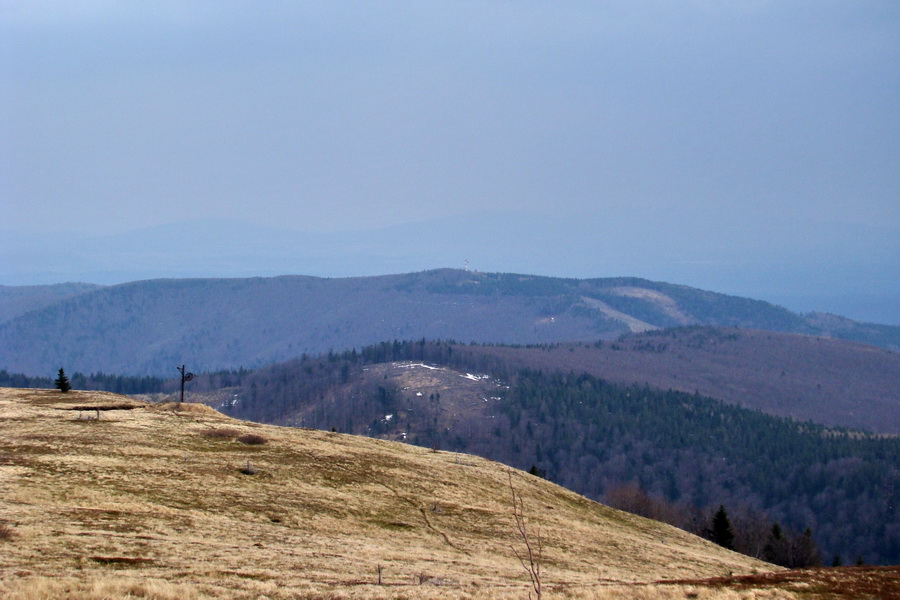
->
[764,523,789,566]
[793,527,823,568]
[54,368,71,393]
[710,505,736,550]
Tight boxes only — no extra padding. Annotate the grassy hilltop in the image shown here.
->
[2,388,897,599]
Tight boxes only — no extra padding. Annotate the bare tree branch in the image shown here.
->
[508,470,542,600]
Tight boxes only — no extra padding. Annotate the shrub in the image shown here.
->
[199,428,241,439]
[236,433,267,445]
[0,522,13,542]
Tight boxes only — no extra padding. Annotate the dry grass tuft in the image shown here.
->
[0,521,13,542]
[238,460,258,475]
[1,576,199,600]
[198,427,241,439]
[67,403,144,411]
[235,433,267,445]
[153,401,221,416]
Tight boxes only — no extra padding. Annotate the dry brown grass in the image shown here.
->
[663,566,900,600]
[235,433,267,445]
[0,387,799,599]
[0,521,13,542]
[0,576,199,600]
[0,577,812,600]
[198,427,241,439]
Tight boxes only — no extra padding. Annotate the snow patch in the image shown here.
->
[461,373,490,381]
[398,362,440,370]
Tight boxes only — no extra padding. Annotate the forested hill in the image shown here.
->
[457,327,900,434]
[0,282,101,323]
[2,269,898,376]
[189,341,900,567]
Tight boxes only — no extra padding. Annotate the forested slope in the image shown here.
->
[2,269,898,376]
[464,327,900,433]
[0,282,101,323]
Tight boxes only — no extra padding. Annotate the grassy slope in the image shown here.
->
[0,388,779,599]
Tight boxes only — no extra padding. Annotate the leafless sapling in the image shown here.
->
[508,470,543,600]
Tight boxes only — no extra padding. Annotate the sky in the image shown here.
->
[2,1,899,323]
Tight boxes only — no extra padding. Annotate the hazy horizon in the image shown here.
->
[3,2,898,324]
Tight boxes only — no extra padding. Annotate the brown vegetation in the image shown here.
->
[0,522,13,542]
[235,433,268,445]
[509,471,544,600]
[663,565,900,600]
[198,427,241,439]
[1,387,778,599]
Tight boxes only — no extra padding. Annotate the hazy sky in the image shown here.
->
[2,2,898,321]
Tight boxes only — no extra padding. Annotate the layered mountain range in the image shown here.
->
[2,269,898,379]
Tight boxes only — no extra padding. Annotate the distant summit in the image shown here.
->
[1,269,897,377]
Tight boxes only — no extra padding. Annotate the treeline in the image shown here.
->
[0,369,171,395]
[606,485,825,567]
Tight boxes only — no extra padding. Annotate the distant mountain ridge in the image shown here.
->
[3,213,898,324]
[0,282,102,323]
[1,269,898,377]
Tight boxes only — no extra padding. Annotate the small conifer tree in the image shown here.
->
[54,368,71,393]
[794,527,823,567]
[764,522,789,566]
[711,505,735,550]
